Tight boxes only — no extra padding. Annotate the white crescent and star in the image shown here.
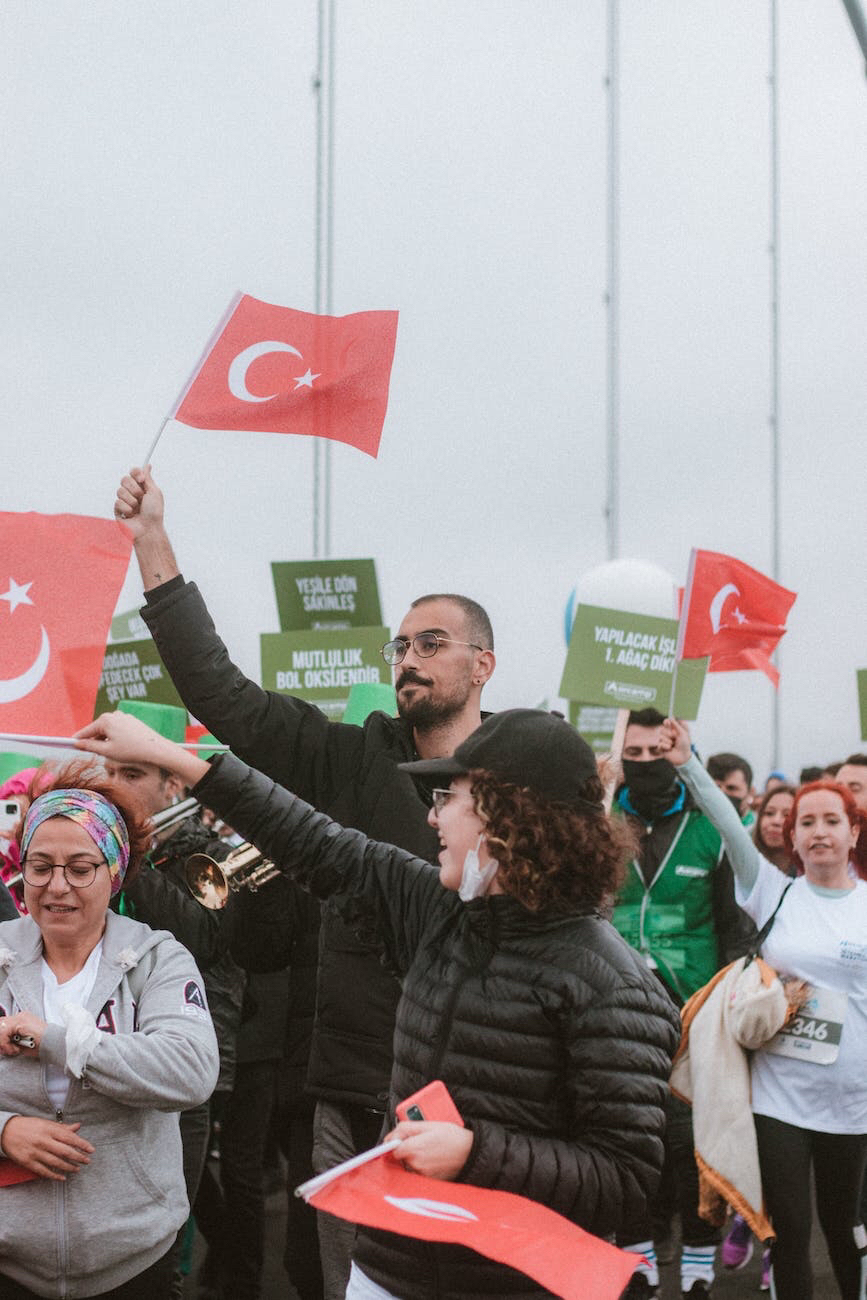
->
[709,582,748,633]
[383,1195,479,1223]
[0,578,51,704]
[227,341,320,403]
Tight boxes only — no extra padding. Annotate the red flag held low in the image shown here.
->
[303,1152,638,1300]
[171,293,398,458]
[676,548,797,686]
[0,514,133,734]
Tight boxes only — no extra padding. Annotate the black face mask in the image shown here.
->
[725,791,745,815]
[622,757,680,819]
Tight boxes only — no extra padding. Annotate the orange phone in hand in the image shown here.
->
[396,1080,464,1126]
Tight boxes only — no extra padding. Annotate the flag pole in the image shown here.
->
[141,417,170,468]
[667,661,679,720]
[604,0,621,561]
[313,0,336,559]
[769,0,782,767]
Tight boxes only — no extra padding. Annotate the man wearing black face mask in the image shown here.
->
[612,709,755,1300]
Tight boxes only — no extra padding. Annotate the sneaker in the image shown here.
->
[721,1213,754,1270]
[682,1283,713,1299]
[621,1274,658,1299]
[760,1248,771,1291]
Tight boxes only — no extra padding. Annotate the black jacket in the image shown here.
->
[143,577,437,1109]
[120,814,245,1093]
[194,754,681,1300]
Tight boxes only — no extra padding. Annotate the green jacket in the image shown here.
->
[612,808,724,1003]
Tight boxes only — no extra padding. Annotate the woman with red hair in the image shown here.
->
[663,719,867,1300]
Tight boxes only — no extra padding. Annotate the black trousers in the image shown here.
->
[195,1060,279,1300]
[755,1113,867,1300]
[0,1248,174,1299]
[618,1091,720,1249]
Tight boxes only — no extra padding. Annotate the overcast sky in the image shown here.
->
[2,1,865,781]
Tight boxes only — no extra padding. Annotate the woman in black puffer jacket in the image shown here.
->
[77,708,681,1300]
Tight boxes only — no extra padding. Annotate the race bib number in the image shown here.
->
[763,986,847,1064]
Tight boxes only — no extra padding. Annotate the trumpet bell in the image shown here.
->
[185,853,230,910]
[184,843,281,909]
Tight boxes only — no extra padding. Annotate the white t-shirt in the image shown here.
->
[738,862,867,1134]
[40,942,103,1112]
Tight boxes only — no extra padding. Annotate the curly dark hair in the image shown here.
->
[467,769,635,913]
[15,759,152,888]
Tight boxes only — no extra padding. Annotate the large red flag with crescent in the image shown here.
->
[676,548,797,686]
[0,514,133,733]
[170,293,399,458]
[301,1151,639,1299]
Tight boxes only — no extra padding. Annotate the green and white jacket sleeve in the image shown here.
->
[677,754,761,896]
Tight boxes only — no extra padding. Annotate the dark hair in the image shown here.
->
[410,594,494,651]
[467,769,634,913]
[783,781,867,880]
[16,759,152,887]
[824,762,842,777]
[627,708,666,729]
[707,752,753,789]
[799,766,825,785]
[842,754,867,769]
[753,784,797,861]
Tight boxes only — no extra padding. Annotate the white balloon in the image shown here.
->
[227,340,303,403]
[575,559,678,618]
[0,627,51,703]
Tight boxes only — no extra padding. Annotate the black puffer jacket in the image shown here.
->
[194,754,681,1300]
[120,815,245,1093]
[143,577,437,1109]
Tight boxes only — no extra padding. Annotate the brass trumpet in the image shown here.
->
[184,843,281,910]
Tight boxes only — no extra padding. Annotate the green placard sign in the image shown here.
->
[94,638,185,713]
[271,559,382,632]
[110,606,149,643]
[859,670,867,741]
[559,604,708,720]
[261,626,391,722]
[568,702,620,754]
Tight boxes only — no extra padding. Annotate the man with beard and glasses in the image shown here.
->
[611,708,755,1300]
[112,466,496,1300]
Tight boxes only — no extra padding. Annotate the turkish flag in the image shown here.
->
[170,293,398,458]
[303,1152,638,1300]
[676,548,797,686]
[0,514,133,733]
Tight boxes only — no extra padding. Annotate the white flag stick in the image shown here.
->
[141,292,244,466]
[667,661,680,720]
[295,1139,401,1202]
[0,732,228,752]
[141,417,170,469]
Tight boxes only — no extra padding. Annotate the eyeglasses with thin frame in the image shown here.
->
[21,859,107,889]
[381,633,485,666]
[431,788,465,814]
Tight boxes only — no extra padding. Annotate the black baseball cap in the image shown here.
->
[399,708,601,812]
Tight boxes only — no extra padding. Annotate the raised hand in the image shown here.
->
[659,717,693,767]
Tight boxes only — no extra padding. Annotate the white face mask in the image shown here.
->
[458,834,498,902]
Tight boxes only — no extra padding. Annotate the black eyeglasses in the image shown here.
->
[21,860,106,889]
[381,633,484,666]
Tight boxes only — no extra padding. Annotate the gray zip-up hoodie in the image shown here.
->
[0,911,219,1298]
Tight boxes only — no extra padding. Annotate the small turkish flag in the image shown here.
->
[301,1150,639,1299]
[677,548,797,686]
[170,293,398,458]
[0,514,132,733]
